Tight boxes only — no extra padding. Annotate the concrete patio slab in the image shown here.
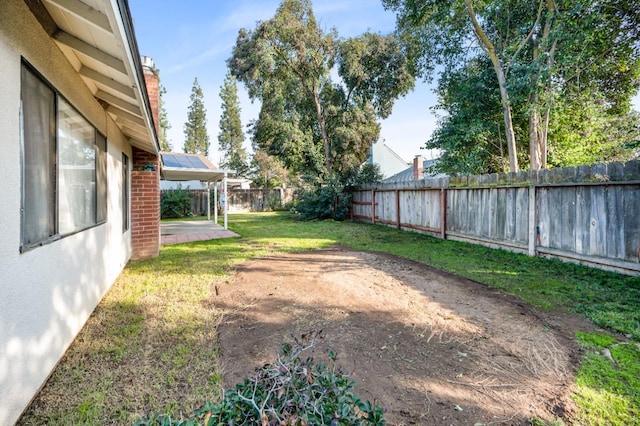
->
[161,220,239,245]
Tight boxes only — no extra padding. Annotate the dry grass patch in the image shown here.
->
[19,254,226,425]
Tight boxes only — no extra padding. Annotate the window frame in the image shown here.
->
[20,59,108,253]
[122,153,130,232]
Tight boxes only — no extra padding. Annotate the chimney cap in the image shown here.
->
[141,55,155,70]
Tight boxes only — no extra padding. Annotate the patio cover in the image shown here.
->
[160,152,235,228]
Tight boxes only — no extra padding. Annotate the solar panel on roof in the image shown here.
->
[187,156,207,168]
[161,154,181,168]
[161,153,209,169]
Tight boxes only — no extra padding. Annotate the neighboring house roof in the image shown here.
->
[26,0,158,153]
[160,152,235,182]
[383,158,446,183]
[367,139,409,179]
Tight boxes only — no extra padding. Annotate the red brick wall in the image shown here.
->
[131,147,160,259]
[143,69,159,136]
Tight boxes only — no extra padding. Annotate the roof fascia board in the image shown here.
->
[109,0,159,154]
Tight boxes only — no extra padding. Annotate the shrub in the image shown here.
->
[135,332,386,425]
[266,191,284,211]
[294,184,351,221]
[161,186,193,218]
[293,165,383,221]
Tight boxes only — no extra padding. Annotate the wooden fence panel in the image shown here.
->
[353,159,640,275]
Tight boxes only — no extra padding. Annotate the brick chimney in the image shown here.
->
[129,55,161,260]
[413,155,424,180]
[142,56,159,135]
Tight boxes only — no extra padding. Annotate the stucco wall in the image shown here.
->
[0,1,133,423]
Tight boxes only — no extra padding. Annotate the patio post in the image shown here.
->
[214,181,218,224]
[223,172,228,229]
[206,181,211,221]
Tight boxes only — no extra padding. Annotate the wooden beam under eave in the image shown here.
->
[44,0,112,33]
[25,0,58,37]
[55,31,126,74]
[122,125,152,142]
[107,105,146,127]
[95,90,141,116]
[79,66,135,98]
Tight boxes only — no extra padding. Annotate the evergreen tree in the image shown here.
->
[218,73,249,176]
[229,0,413,181]
[158,84,172,151]
[183,78,210,156]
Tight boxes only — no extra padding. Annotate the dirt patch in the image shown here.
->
[214,247,591,425]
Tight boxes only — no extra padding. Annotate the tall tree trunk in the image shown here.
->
[538,39,557,170]
[465,0,519,172]
[312,90,332,174]
[529,96,542,171]
[494,63,519,172]
[540,108,550,168]
[530,1,557,170]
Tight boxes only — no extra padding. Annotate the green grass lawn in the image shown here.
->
[20,212,640,425]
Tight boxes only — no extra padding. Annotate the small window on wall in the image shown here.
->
[122,153,129,232]
[20,61,107,252]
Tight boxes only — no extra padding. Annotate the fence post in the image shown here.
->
[371,189,376,224]
[396,190,401,229]
[440,188,447,239]
[528,185,536,256]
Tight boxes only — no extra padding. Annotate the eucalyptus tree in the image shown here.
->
[228,0,413,181]
[183,78,210,156]
[218,73,249,176]
[384,0,640,171]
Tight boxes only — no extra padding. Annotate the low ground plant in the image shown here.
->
[135,332,385,425]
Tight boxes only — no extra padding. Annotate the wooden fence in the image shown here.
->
[352,160,640,276]
[161,188,295,215]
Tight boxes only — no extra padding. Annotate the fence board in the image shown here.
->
[605,186,624,259]
[575,186,590,256]
[623,186,640,262]
[560,187,576,253]
[515,187,529,244]
[589,186,607,257]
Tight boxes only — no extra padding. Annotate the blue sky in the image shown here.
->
[128,0,440,165]
[129,1,640,167]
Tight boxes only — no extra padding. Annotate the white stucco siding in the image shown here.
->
[0,1,133,423]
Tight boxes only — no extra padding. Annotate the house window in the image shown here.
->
[20,61,107,251]
[122,153,129,232]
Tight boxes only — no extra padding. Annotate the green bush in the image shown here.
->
[161,186,193,218]
[293,165,383,221]
[134,332,386,425]
[266,191,284,211]
[294,185,351,221]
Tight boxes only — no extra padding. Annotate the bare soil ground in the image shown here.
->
[215,247,595,425]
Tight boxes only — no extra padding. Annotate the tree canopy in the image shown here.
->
[158,83,172,152]
[384,0,640,174]
[228,0,414,183]
[183,78,210,156]
[218,73,249,176]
